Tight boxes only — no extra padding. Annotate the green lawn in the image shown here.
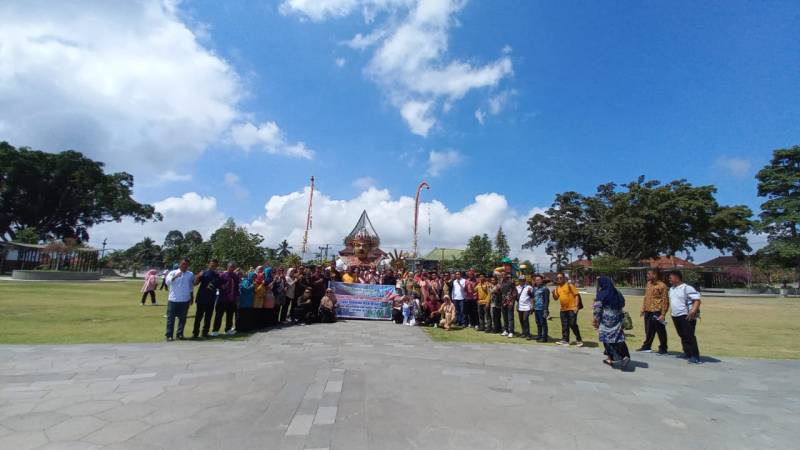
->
[423,293,800,359]
[0,280,248,344]
[0,281,798,359]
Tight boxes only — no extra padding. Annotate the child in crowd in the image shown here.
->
[402,295,415,325]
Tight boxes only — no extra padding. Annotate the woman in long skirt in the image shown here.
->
[593,276,631,368]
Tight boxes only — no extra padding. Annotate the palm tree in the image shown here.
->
[277,240,293,258]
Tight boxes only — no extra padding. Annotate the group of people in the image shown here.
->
[145,259,704,367]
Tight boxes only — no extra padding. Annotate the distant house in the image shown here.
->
[699,255,749,268]
[0,242,100,275]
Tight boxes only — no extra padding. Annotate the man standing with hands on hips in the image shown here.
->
[165,258,194,341]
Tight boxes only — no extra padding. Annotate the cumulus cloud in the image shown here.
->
[0,0,314,176]
[89,192,226,250]
[230,121,314,159]
[426,149,462,176]
[224,172,249,200]
[713,156,752,178]
[141,170,193,187]
[352,176,378,190]
[474,109,486,125]
[282,0,513,136]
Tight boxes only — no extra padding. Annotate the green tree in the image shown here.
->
[525,177,753,262]
[161,230,185,266]
[755,146,800,282]
[462,234,494,274]
[589,255,630,281]
[277,240,293,258]
[124,237,162,277]
[12,227,39,244]
[0,142,161,242]
[494,226,511,260]
[209,219,265,269]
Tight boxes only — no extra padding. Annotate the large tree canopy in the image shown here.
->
[524,177,753,263]
[0,142,161,242]
[755,146,800,276]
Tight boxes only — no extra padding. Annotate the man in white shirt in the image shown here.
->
[165,259,194,341]
[668,270,702,364]
[451,271,466,327]
[516,277,534,340]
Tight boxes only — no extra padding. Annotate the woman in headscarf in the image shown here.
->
[238,271,256,332]
[284,268,298,324]
[593,276,631,368]
[319,287,338,323]
[253,266,267,328]
[140,269,158,305]
[437,295,456,330]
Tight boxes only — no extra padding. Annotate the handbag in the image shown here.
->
[623,311,633,330]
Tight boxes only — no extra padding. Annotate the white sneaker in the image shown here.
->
[501,331,508,336]
[556,340,568,345]
[474,325,480,330]
[575,341,584,347]
[210,331,219,337]
[507,333,514,338]
[226,329,236,336]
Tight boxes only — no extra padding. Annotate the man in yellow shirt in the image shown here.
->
[476,274,492,332]
[342,267,357,284]
[553,272,583,346]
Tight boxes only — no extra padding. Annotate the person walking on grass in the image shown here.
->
[517,276,534,340]
[532,275,550,342]
[553,272,583,347]
[164,259,194,341]
[668,270,702,364]
[637,269,669,354]
[593,276,631,368]
[211,262,240,336]
[192,259,219,339]
[140,269,158,305]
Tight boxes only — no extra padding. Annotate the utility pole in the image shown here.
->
[301,176,315,257]
[318,244,330,261]
[101,238,108,258]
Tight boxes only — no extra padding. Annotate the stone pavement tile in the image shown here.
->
[2,410,69,431]
[58,399,120,416]
[0,430,49,450]
[133,417,205,446]
[330,425,368,450]
[45,415,107,442]
[286,413,314,436]
[95,403,156,422]
[38,442,101,450]
[313,406,337,425]
[83,419,151,445]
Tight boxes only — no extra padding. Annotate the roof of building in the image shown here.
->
[423,248,464,261]
[698,255,750,267]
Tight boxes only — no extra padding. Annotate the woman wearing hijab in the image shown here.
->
[284,268,298,324]
[238,271,256,332]
[140,269,158,305]
[593,276,631,368]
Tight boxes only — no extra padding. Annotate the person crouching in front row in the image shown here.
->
[319,288,338,323]
[438,295,456,330]
[293,287,314,325]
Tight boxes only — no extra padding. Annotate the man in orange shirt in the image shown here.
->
[553,272,583,347]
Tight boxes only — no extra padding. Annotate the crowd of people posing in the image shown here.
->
[142,259,703,367]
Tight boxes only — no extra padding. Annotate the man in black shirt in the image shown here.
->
[192,259,219,338]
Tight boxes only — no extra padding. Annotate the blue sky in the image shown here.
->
[2,0,798,263]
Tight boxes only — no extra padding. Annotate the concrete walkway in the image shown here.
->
[1,321,798,449]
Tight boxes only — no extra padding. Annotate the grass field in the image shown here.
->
[0,280,249,344]
[424,293,800,359]
[0,280,798,359]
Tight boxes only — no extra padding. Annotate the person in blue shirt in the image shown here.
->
[532,275,551,342]
[164,259,194,341]
[191,259,219,339]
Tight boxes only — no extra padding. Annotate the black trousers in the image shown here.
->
[140,291,156,304]
[192,302,214,337]
[642,311,668,352]
[518,310,531,336]
[534,309,548,339]
[673,315,700,358]
[478,304,491,330]
[213,301,236,332]
[159,279,168,291]
[392,309,404,324]
[319,309,336,323]
[278,299,291,322]
[464,300,479,327]
[491,307,502,333]
[502,306,515,334]
[560,310,582,342]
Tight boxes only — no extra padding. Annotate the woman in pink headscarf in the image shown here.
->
[140,269,158,305]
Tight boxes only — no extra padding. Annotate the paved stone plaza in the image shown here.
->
[1,320,798,450]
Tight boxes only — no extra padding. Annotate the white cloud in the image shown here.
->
[353,176,378,190]
[426,149,461,177]
[0,0,315,176]
[89,192,226,250]
[713,156,752,178]
[0,1,240,173]
[474,109,486,125]
[141,170,193,187]
[401,100,436,136]
[224,172,249,200]
[230,121,314,159]
[282,0,513,136]
[335,57,347,67]
[488,90,512,115]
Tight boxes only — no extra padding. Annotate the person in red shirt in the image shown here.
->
[464,269,479,328]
